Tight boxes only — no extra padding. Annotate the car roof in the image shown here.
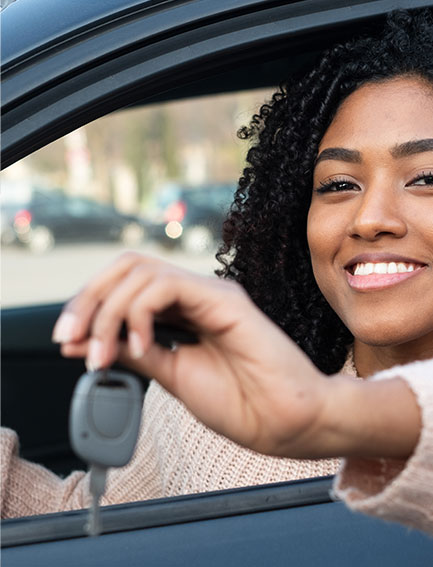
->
[0,0,392,68]
[3,0,432,169]
[1,0,149,66]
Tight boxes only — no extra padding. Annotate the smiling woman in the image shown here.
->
[308,77,433,372]
[217,8,433,376]
[2,7,433,538]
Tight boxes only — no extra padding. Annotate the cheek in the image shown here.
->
[307,206,345,304]
[306,206,334,275]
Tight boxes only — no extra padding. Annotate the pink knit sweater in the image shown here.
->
[333,358,433,535]
[1,357,433,535]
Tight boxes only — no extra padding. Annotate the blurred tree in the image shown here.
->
[15,88,274,209]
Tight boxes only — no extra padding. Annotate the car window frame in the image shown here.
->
[2,0,433,557]
[3,0,431,169]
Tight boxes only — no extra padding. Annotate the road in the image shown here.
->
[2,242,219,307]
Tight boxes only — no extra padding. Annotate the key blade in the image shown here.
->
[86,464,106,537]
[86,493,101,537]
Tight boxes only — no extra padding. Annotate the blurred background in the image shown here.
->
[1,88,274,307]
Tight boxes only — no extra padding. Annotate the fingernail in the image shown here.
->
[52,313,78,343]
[128,331,145,359]
[86,338,104,371]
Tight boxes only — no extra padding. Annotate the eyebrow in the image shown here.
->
[391,138,433,158]
[315,147,362,166]
[315,138,433,166]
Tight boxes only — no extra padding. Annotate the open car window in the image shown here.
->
[2,89,273,307]
[3,0,433,562]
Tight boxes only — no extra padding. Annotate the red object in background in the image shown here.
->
[14,209,32,228]
[164,200,186,223]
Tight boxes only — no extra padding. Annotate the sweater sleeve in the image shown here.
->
[333,358,433,535]
[1,427,89,518]
[0,387,165,519]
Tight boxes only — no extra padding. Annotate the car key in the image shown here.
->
[69,369,143,536]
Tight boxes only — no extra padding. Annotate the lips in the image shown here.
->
[344,255,427,291]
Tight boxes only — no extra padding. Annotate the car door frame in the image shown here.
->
[2,0,433,561]
[3,0,432,168]
[2,477,433,566]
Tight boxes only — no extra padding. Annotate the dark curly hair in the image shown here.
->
[216,8,433,374]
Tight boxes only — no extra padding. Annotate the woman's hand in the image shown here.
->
[52,252,330,457]
[53,252,421,459]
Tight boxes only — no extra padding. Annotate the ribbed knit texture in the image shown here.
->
[1,375,340,518]
[2,355,433,537]
[2,357,352,520]
[334,358,433,535]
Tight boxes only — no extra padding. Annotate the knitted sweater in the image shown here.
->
[1,357,433,536]
[334,358,433,535]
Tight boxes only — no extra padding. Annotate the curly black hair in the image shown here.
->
[216,8,433,374]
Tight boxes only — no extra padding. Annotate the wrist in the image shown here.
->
[318,375,421,459]
[270,371,338,459]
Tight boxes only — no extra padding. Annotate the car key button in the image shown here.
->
[91,384,133,438]
[70,369,143,468]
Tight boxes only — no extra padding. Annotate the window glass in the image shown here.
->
[2,89,274,307]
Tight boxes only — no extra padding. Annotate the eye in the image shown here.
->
[314,179,359,194]
[408,171,433,187]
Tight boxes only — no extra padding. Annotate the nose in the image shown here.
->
[347,184,407,241]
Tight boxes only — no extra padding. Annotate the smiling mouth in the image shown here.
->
[347,261,423,276]
[345,261,427,290]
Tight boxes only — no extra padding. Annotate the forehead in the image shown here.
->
[319,78,433,151]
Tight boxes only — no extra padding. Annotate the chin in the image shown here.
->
[343,312,410,346]
[350,322,433,348]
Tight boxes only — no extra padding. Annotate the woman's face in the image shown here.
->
[307,77,433,348]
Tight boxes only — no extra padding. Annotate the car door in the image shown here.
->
[2,478,433,567]
[2,0,433,563]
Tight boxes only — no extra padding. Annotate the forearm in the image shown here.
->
[317,376,421,459]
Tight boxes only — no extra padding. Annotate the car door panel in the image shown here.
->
[2,481,433,566]
[2,0,433,561]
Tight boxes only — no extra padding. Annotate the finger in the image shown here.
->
[52,252,158,344]
[85,263,161,369]
[125,272,201,350]
[124,273,249,363]
[119,337,185,398]
[117,341,174,379]
[118,273,205,378]
[122,273,225,369]
[133,272,244,331]
[60,339,90,358]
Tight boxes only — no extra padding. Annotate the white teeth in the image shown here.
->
[365,263,374,275]
[374,263,388,274]
[351,262,420,275]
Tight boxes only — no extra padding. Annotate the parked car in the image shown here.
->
[1,203,20,245]
[150,183,235,253]
[2,189,147,253]
[2,0,433,565]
